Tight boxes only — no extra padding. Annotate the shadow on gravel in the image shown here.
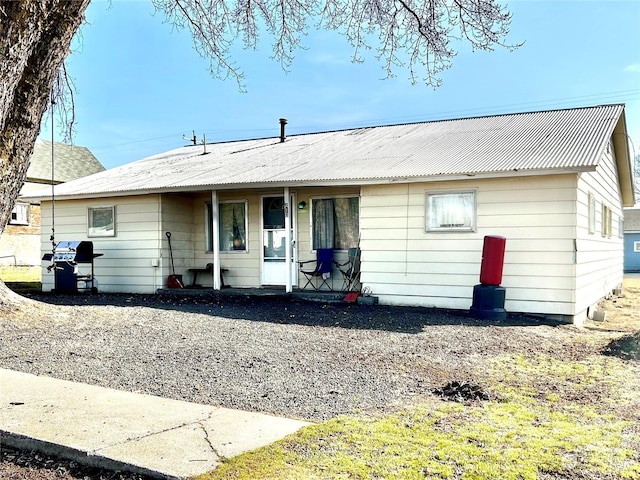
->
[24,292,568,334]
[603,331,640,360]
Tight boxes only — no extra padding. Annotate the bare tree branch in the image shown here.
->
[146,0,518,89]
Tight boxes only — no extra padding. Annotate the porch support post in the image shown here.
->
[211,190,221,290]
[284,186,292,293]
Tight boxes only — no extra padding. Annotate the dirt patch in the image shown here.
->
[595,276,640,360]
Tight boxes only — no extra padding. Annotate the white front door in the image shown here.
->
[261,195,297,286]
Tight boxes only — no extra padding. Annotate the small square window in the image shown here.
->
[9,203,29,226]
[635,241,640,253]
[426,191,476,232]
[88,206,115,237]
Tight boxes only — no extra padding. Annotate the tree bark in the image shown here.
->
[1,0,90,309]
[0,0,91,233]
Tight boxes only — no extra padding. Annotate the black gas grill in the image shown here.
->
[43,241,103,293]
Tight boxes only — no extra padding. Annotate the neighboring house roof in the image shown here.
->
[24,104,634,205]
[26,139,105,184]
[624,208,640,232]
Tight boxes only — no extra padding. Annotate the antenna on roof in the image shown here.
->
[183,131,208,155]
[182,130,197,145]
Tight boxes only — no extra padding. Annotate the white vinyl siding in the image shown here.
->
[40,195,163,294]
[360,175,578,315]
[193,191,262,288]
[575,140,624,318]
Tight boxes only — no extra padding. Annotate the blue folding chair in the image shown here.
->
[299,248,334,290]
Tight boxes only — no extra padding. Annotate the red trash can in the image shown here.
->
[479,235,506,286]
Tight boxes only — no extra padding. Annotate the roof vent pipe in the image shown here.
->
[279,118,287,143]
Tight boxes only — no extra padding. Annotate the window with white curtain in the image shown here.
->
[426,191,476,232]
[311,196,359,250]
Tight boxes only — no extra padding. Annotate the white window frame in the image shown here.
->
[425,190,477,233]
[211,200,248,254]
[587,192,596,234]
[618,216,624,238]
[87,206,116,237]
[309,195,360,251]
[601,204,612,238]
[9,202,29,226]
[634,241,640,253]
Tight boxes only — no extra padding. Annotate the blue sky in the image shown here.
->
[40,0,640,169]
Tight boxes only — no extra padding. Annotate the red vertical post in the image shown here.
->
[479,235,506,286]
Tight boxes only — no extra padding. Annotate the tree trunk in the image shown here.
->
[0,0,90,309]
[1,0,91,231]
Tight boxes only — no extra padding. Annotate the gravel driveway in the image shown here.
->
[0,292,592,423]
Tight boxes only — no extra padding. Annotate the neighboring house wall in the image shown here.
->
[575,140,625,317]
[360,175,579,316]
[40,196,163,293]
[0,203,41,265]
[624,208,640,272]
[0,181,47,271]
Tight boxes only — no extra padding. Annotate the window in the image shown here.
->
[9,203,29,225]
[618,216,624,238]
[311,196,359,250]
[207,201,248,252]
[601,204,612,238]
[88,206,115,237]
[588,193,596,234]
[635,241,640,253]
[426,191,476,232]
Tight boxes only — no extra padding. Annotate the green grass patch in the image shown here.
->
[198,354,640,480]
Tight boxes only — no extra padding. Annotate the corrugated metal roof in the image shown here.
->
[27,139,105,183]
[26,104,626,200]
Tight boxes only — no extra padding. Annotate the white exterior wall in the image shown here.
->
[574,141,625,321]
[161,194,196,288]
[191,191,263,288]
[360,175,579,316]
[40,195,163,293]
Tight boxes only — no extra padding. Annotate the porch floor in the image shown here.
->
[156,286,356,304]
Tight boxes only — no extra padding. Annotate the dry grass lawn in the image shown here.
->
[199,277,640,480]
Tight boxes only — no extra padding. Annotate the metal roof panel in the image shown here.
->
[24,104,626,199]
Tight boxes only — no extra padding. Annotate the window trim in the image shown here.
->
[207,200,249,254]
[309,194,360,252]
[87,205,116,237]
[601,203,612,238]
[9,202,29,226]
[587,192,596,234]
[425,190,477,233]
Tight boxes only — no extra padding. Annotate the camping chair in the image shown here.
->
[335,247,361,292]
[299,248,334,290]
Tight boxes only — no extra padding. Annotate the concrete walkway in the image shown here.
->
[0,369,310,479]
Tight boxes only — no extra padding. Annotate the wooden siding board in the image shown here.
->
[40,196,162,294]
[574,146,625,314]
[361,176,579,315]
